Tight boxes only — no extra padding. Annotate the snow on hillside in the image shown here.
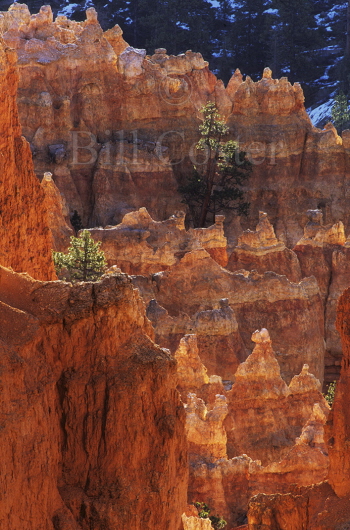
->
[307,99,334,128]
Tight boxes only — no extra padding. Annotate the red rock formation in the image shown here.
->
[175,334,211,396]
[41,171,74,251]
[182,512,214,530]
[226,71,347,247]
[227,211,302,283]
[247,492,310,530]
[293,210,347,385]
[185,393,228,462]
[225,329,329,465]
[3,5,350,248]
[0,36,56,280]
[243,287,350,530]
[147,298,247,381]
[187,332,329,528]
[143,249,325,383]
[325,243,350,382]
[247,482,350,530]
[0,4,213,225]
[327,286,350,498]
[0,265,188,529]
[293,209,346,303]
[88,208,227,274]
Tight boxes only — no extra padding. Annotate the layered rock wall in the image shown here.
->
[2,5,350,247]
[243,284,350,530]
[227,211,302,283]
[141,249,325,384]
[87,208,227,274]
[327,286,350,497]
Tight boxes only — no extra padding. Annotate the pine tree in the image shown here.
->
[53,230,107,282]
[230,0,273,80]
[70,210,83,234]
[270,0,327,101]
[179,103,250,227]
[331,92,350,133]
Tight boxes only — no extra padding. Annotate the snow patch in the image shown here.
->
[57,3,79,17]
[307,99,334,127]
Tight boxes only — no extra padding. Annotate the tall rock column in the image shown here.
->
[327,286,350,496]
[0,38,56,280]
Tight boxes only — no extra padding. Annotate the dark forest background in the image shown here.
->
[1,0,350,113]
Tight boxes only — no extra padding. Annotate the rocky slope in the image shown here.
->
[87,208,228,274]
[0,23,188,529]
[138,248,325,384]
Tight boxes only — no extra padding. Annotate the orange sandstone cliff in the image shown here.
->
[2,4,350,248]
[0,266,188,530]
[0,36,56,280]
[0,27,188,529]
[180,329,329,528]
[244,290,350,529]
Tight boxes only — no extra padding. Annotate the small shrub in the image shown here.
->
[53,230,107,282]
[324,381,337,407]
[194,502,227,530]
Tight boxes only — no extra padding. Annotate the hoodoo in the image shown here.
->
[1,3,350,529]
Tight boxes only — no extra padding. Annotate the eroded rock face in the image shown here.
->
[185,393,228,462]
[327,286,350,498]
[246,482,350,530]
[225,330,329,465]
[0,266,188,530]
[187,330,329,529]
[226,73,348,247]
[227,211,302,283]
[240,292,350,529]
[87,208,227,274]
[182,512,214,530]
[293,210,345,303]
[293,211,348,384]
[3,5,350,247]
[0,4,219,226]
[142,249,325,384]
[147,298,247,381]
[175,334,210,391]
[0,36,56,280]
[41,171,74,251]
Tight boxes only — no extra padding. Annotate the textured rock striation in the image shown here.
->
[227,211,302,283]
[0,266,188,530]
[2,5,350,247]
[225,329,329,465]
[293,209,346,304]
[187,330,329,529]
[185,393,228,463]
[147,298,247,381]
[87,208,228,274]
[225,70,348,247]
[0,3,214,226]
[293,210,349,384]
[244,288,350,530]
[140,249,325,384]
[0,35,56,280]
[327,286,350,498]
[41,171,74,251]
